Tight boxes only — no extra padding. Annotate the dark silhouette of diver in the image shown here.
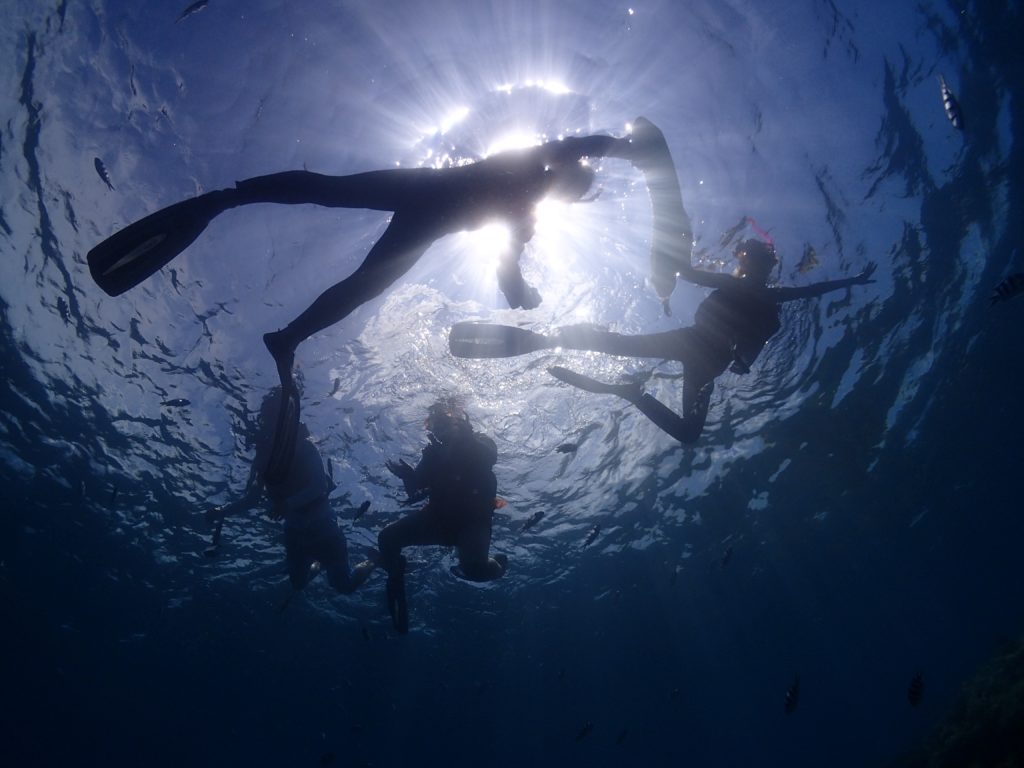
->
[206,388,376,597]
[450,239,876,444]
[88,131,640,384]
[378,400,506,634]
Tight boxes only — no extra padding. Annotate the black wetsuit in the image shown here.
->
[231,134,631,362]
[556,288,781,443]
[378,422,502,633]
[378,425,499,578]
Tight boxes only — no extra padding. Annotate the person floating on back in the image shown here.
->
[377,399,507,634]
[88,125,643,480]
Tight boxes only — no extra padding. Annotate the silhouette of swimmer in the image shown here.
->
[207,389,376,594]
[378,400,507,634]
[88,130,640,397]
[451,239,876,443]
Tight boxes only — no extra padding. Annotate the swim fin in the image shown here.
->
[629,117,693,306]
[264,384,300,487]
[548,366,640,399]
[448,322,550,359]
[87,189,236,297]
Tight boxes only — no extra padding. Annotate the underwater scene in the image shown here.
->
[3,1,1023,766]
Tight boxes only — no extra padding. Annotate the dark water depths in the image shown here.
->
[3,1,1023,765]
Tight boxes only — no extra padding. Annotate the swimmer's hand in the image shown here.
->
[854,263,877,285]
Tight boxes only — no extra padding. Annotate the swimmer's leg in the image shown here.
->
[552,326,690,360]
[311,512,378,595]
[233,169,429,211]
[377,506,447,634]
[452,517,507,582]
[263,214,435,388]
[548,361,713,444]
[630,369,714,444]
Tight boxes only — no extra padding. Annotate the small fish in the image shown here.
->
[670,687,680,700]
[939,74,964,131]
[784,674,800,714]
[907,672,924,706]
[161,398,190,408]
[328,377,342,397]
[669,566,679,587]
[57,296,70,324]
[353,500,370,521]
[176,0,209,23]
[720,546,733,568]
[555,442,578,454]
[615,728,628,745]
[990,273,1024,305]
[94,157,115,190]
[583,524,601,548]
[797,244,819,273]
[575,722,593,741]
[521,510,545,532]
[109,484,118,505]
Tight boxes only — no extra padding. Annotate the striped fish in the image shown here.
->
[939,75,964,131]
[990,273,1024,305]
[94,157,115,190]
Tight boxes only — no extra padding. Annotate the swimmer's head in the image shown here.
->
[734,238,778,282]
[545,160,596,202]
[425,397,470,442]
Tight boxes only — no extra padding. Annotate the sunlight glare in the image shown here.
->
[485,131,543,157]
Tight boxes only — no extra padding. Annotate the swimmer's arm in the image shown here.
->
[546,134,634,163]
[677,267,741,291]
[387,449,433,500]
[770,264,877,302]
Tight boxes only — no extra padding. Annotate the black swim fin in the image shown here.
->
[87,189,236,297]
[448,322,550,359]
[548,366,640,399]
[629,117,693,305]
[264,384,300,487]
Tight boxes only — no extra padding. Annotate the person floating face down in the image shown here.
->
[207,389,375,594]
[543,238,876,443]
[378,400,507,634]
[451,238,876,444]
[86,124,642,398]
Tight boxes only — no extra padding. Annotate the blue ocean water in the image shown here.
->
[2,0,1022,765]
